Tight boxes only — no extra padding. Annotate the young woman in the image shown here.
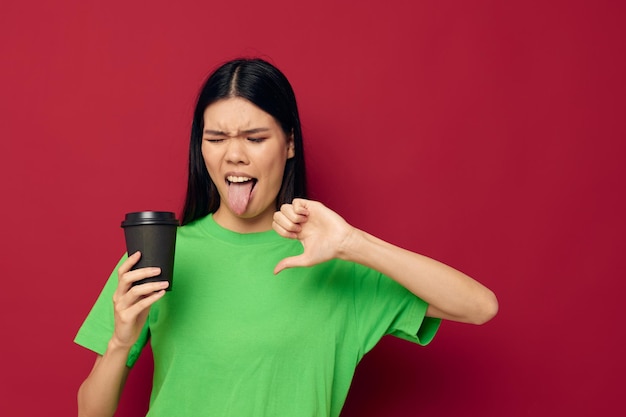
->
[75,58,498,417]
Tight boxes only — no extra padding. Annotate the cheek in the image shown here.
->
[266,155,287,179]
[201,146,215,169]
[270,161,288,187]
[201,149,221,183]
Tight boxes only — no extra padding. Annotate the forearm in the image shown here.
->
[77,340,132,417]
[339,228,498,324]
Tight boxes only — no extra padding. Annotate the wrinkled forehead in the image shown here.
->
[202,97,280,135]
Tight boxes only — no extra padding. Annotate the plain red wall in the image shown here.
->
[1,1,624,416]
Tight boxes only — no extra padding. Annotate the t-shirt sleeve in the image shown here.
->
[351,262,441,355]
[74,254,150,368]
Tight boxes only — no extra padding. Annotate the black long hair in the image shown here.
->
[181,58,307,225]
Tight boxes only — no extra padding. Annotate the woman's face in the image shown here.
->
[202,97,294,232]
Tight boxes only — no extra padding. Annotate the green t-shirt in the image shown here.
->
[75,214,440,416]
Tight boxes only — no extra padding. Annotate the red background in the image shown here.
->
[1,1,624,416]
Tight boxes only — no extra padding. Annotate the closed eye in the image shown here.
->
[204,138,224,143]
[247,137,267,143]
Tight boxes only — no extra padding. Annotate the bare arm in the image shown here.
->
[338,228,498,324]
[273,199,498,325]
[77,350,129,417]
[77,252,168,417]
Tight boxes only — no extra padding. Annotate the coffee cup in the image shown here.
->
[121,211,179,290]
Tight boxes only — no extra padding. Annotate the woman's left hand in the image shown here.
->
[273,199,498,324]
[272,198,355,274]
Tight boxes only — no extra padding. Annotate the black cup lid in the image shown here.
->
[121,211,179,227]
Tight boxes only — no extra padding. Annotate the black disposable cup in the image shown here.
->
[121,211,179,291]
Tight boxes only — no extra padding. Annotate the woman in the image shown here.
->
[75,58,498,417]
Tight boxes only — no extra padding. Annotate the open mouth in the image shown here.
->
[226,176,257,215]
[226,175,257,185]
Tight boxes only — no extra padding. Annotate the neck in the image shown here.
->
[212,206,274,234]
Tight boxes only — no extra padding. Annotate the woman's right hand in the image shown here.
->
[78,252,167,417]
[111,251,169,349]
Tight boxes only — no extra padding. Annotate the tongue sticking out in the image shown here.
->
[228,181,254,215]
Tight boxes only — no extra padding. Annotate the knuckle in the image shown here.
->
[127,284,143,297]
[119,272,133,285]
[119,312,135,325]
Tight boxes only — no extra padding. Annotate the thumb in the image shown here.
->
[274,254,309,275]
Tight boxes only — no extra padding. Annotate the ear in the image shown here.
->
[287,131,295,159]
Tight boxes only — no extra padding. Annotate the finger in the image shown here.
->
[117,289,167,325]
[116,251,143,293]
[118,267,162,294]
[115,280,169,311]
[118,251,141,276]
[273,210,304,234]
[115,266,162,302]
[272,218,298,239]
[292,198,311,216]
[274,254,310,274]
[279,203,309,225]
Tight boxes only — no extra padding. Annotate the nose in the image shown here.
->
[224,138,249,164]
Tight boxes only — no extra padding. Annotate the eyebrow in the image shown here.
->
[203,128,270,136]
